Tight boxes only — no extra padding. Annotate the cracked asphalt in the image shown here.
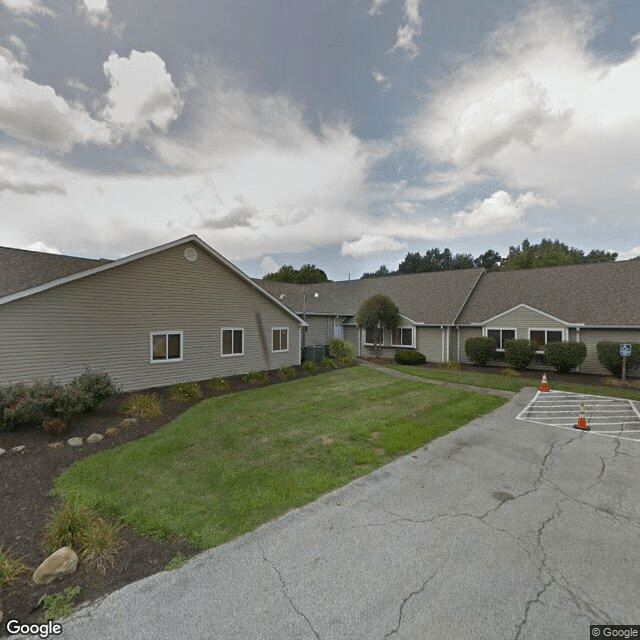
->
[18,387,640,639]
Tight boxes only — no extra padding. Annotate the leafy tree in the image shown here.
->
[264,264,329,284]
[361,265,392,279]
[397,251,423,274]
[356,294,401,356]
[473,249,502,270]
[501,238,617,270]
[451,253,475,270]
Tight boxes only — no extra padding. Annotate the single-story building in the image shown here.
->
[258,258,640,376]
[0,236,306,391]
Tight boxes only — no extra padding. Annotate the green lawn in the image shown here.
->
[54,366,505,550]
[387,364,640,401]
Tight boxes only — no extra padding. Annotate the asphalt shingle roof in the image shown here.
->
[456,259,640,326]
[0,246,110,298]
[257,268,484,325]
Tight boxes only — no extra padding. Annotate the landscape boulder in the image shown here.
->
[33,547,78,585]
[119,418,137,428]
[11,445,26,453]
[105,427,119,438]
[87,433,104,444]
[67,437,83,447]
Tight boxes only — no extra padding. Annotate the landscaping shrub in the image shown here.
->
[169,381,202,403]
[119,393,163,418]
[394,349,426,365]
[464,337,496,366]
[439,360,461,370]
[0,548,28,587]
[277,366,297,381]
[504,339,535,370]
[242,370,269,384]
[41,586,82,622]
[67,368,117,412]
[596,341,640,377]
[0,384,43,430]
[327,339,355,362]
[544,342,587,374]
[303,360,318,373]
[319,357,339,370]
[207,377,230,391]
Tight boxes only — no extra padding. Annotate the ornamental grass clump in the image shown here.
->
[119,393,163,418]
[207,377,230,391]
[277,366,297,381]
[169,381,202,403]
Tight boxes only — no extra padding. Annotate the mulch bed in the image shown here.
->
[0,365,325,626]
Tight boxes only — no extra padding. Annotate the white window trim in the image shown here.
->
[484,327,517,352]
[528,327,567,353]
[391,326,415,348]
[221,327,244,357]
[150,331,184,363]
[271,327,289,353]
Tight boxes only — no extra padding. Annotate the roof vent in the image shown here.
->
[184,247,198,262]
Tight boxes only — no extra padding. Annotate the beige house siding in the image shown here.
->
[573,328,640,376]
[416,327,445,363]
[484,306,568,339]
[304,315,334,346]
[0,242,301,391]
[343,326,359,356]
[456,327,484,363]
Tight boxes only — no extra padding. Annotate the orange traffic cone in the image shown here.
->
[539,373,550,392]
[573,401,589,431]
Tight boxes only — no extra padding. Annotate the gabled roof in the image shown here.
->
[0,246,110,298]
[0,236,306,326]
[258,267,484,325]
[456,259,640,326]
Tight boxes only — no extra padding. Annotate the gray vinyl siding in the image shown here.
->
[573,328,640,376]
[456,327,484,363]
[416,327,444,363]
[304,315,333,346]
[343,326,359,356]
[0,242,301,391]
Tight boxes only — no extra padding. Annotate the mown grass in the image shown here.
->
[53,366,504,551]
[387,364,640,401]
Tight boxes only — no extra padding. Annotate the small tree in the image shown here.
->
[356,294,401,357]
[596,342,640,377]
[544,342,587,374]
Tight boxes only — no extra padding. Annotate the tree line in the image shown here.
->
[262,238,619,284]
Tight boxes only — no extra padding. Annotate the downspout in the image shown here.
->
[457,326,461,362]
[576,325,581,372]
[441,326,445,363]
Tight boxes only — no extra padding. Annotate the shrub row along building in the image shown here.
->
[1,235,638,391]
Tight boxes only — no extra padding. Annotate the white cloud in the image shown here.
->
[618,247,640,261]
[0,0,53,16]
[341,234,406,257]
[411,1,640,219]
[368,0,388,16]
[79,0,111,28]
[102,50,183,138]
[0,48,111,150]
[259,255,279,275]
[26,240,60,253]
[390,0,422,59]
[371,67,390,90]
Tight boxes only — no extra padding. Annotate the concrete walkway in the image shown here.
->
[14,387,640,640]
[356,358,517,399]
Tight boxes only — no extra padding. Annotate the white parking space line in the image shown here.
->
[516,390,640,443]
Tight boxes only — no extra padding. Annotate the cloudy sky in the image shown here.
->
[2,0,640,280]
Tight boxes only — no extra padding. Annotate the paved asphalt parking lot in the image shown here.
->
[10,387,640,640]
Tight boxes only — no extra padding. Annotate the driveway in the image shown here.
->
[16,388,640,639]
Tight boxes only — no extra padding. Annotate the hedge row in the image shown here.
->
[464,336,639,377]
[0,369,117,432]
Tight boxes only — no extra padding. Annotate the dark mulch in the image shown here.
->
[0,365,323,625]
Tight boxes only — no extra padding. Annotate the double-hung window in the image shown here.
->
[272,328,289,352]
[150,331,183,362]
[529,329,564,352]
[486,328,516,351]
[221,328,244,356]
[391,327,414,347]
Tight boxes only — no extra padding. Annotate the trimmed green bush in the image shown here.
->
[464,336,496,366]
[543,342,587,374]
[302,360,318,373]
[277,366,297,381]
[394,350,426,365]
[504,339,535,370]
[327,339,355,362]
[596,341,640,377]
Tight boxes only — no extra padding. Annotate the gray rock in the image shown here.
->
[33,547,78,584]
[87,433,104,444]
[11,445,26,453]
[0,448,5,456]
[119,418,138,428]
[67,437,83,447]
